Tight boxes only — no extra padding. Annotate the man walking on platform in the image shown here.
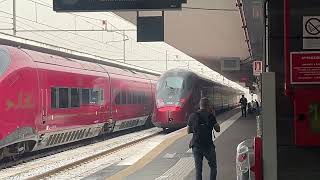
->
[187,97,220,180]
[239,95,248,117]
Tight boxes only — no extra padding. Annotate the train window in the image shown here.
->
[133,92,138,104]
[131,92,135,104]
[121,90,127,104]
[100,90,104,104]
[163,77,184,89]
[90,89,99,105]
[71,88,80,107]
[137,92,142,104]
[0,49,10,77]
[115,91,120,104]
[142,92,146,104]
[127,91,132,104]
[51,87,58,108]
[59,88,69,108]
[82,89,90,105]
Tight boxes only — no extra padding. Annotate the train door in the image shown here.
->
[102,76,111,122]
[91,88,107,123]
[38,68,48,129]
[110,75,128,130]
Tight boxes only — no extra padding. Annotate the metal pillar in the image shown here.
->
[13,0,16,36]
[261,72,277,180]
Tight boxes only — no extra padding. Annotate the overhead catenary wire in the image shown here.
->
[3,1,159,60]
[0,10,137,55]
[0,0,9,4]
[0,1,243,87]
[22,0,180,59]
[15,20,125,56]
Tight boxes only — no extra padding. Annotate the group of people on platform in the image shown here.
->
[239,95,260,117]
[187,95,259,180]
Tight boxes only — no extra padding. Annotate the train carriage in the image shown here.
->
[152,68,242,129]
[0,45,158,160]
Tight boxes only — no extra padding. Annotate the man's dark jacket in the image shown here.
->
[188,109,217,149]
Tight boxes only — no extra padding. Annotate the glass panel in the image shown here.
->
[0,49,10,77]
[162,76,184,89]
[82,89,90,104]
[51,87,58,108]
[127,91,132,104]
[121,90,127,104]
[90,89,99,105]
[309,103,320,133]
[100,90,104,104]
[59,88,69,108]
[115,91,120,104]
[71,88,80,107]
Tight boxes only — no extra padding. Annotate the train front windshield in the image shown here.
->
[156,76,190,108]
[0,49,10,77]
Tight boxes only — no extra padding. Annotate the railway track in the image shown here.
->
[0,127,163,180]
[28,130,161,180]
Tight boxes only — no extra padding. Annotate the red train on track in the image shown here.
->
[152,68,242,129]
[0,45,158,160]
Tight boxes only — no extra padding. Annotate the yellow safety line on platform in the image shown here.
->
[107,128,188,180]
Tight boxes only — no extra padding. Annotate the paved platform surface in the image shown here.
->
[85,109,257,180]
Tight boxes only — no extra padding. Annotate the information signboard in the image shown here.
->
[253,61,262,76]
[53,0,182,12]
[290,52,320,84]
[221,58,240,71]
[137,16,164,42]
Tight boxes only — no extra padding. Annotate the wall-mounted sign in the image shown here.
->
[253,61,262,76]
[303,16,320,50]
[290,52,320,84]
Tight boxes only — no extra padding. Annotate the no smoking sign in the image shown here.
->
[304,16,320,37]
[303,16,320,49]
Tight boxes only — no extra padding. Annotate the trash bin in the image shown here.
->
[236,139,254,180]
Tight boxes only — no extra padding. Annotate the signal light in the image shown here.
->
[156,99,165,107]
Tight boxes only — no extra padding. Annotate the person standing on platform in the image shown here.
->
[239,95,248,117]
[187,97,221,180]
[255,99,260,115]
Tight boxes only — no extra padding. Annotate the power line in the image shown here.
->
[16,20,124,55]
[0,0,9,4]
[34,3,167,57]
[0,10,127,52]
[0,20,12,25]
[0,2,188,65]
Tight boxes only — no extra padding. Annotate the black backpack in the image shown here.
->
[189,112,215,148]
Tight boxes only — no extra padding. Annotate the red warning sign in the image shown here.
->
[291,52,320,84]
[253,61,262,76]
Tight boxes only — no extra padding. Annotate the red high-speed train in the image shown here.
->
[0,45,158,160]
[152,68,242,129]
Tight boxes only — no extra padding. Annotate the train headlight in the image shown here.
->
[156,99,165,107]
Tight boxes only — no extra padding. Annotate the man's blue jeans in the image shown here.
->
[192,146,217,180]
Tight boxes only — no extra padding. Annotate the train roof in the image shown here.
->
[162,68,243,93]
[1,45,159,81]
[0,37,161,77]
